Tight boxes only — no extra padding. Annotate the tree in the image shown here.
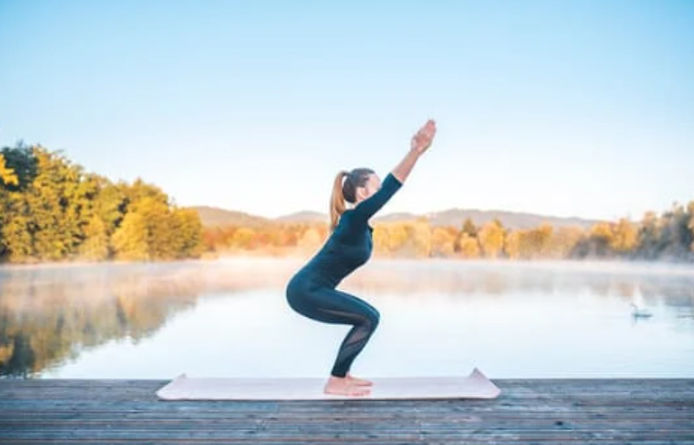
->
[111,212,149,261]
[173,207,204,258]
[478,219,505,258]
[0,154,18,186]
[25,146,87,260]
[456,233,481,258]
[79,214,109,260]
[610,218,639,253]
[462,218,478,237]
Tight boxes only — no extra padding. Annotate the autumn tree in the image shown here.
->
[478,219,505,258]
[0,143,203,263]
[610,218,639,253]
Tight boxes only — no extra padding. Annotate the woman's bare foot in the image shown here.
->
[345,372,373,386]
[324,376,371,396]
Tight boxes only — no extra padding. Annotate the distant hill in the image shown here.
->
[274,210,327,223]
[190,206,271,228]
[422,208,603,230]
[189,205,604,230]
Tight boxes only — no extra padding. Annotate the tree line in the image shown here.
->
[2,142,692,264]
[205,203,694,263]
[0,142,204,263]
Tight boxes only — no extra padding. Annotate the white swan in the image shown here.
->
[630,302,653,318]
[630,285,652,318]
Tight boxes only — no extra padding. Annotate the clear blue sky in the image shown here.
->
[1,0,692,222]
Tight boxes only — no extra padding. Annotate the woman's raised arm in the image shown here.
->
[352,119,437,222]
[351,172,404,222]
[392,118,436,183]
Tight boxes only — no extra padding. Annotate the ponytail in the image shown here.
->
[328,167,375,232]
[329,170,350,232]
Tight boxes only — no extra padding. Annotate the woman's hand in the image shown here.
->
[410,119,437,155]
[392,118,436,185]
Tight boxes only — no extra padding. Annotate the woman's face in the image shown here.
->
[355,173,381,204]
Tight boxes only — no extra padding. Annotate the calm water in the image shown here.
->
[0,256,692,379]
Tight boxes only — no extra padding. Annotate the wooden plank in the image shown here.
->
[2,430,694,441]
[0,378,691,443]
[3,440,691,445]
[2,409,694,419]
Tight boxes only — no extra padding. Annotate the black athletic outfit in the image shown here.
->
[285,172,403,377]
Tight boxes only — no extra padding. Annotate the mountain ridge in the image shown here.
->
[189,205,605,230]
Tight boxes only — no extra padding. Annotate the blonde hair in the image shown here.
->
[329,167,375,232]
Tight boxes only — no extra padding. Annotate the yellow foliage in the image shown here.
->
[610,218,639,252]
[0,154,19,186]
[590,222,613,240]
[478,220,505,258]
[430,226,456,257]
[457,233,481,258]
[504,231,520,259]
[231,227,257,249]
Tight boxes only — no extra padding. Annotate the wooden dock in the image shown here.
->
[1,377,693,443]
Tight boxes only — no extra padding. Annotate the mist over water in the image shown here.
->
[1,257,692,379]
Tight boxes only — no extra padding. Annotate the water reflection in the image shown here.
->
[0,257,692,378]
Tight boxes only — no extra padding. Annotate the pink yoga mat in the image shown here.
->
[156,367,501,400]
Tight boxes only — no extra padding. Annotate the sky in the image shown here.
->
[0,0,692,222]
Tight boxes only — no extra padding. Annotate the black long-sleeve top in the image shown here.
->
[295,172,403,288]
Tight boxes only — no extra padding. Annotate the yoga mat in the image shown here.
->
[156,367,501,400]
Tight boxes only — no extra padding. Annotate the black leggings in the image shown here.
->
[286,272,380,378]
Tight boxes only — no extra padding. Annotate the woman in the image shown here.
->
[285,119,437,396]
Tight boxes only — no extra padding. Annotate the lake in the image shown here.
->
[1,256,692,379]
